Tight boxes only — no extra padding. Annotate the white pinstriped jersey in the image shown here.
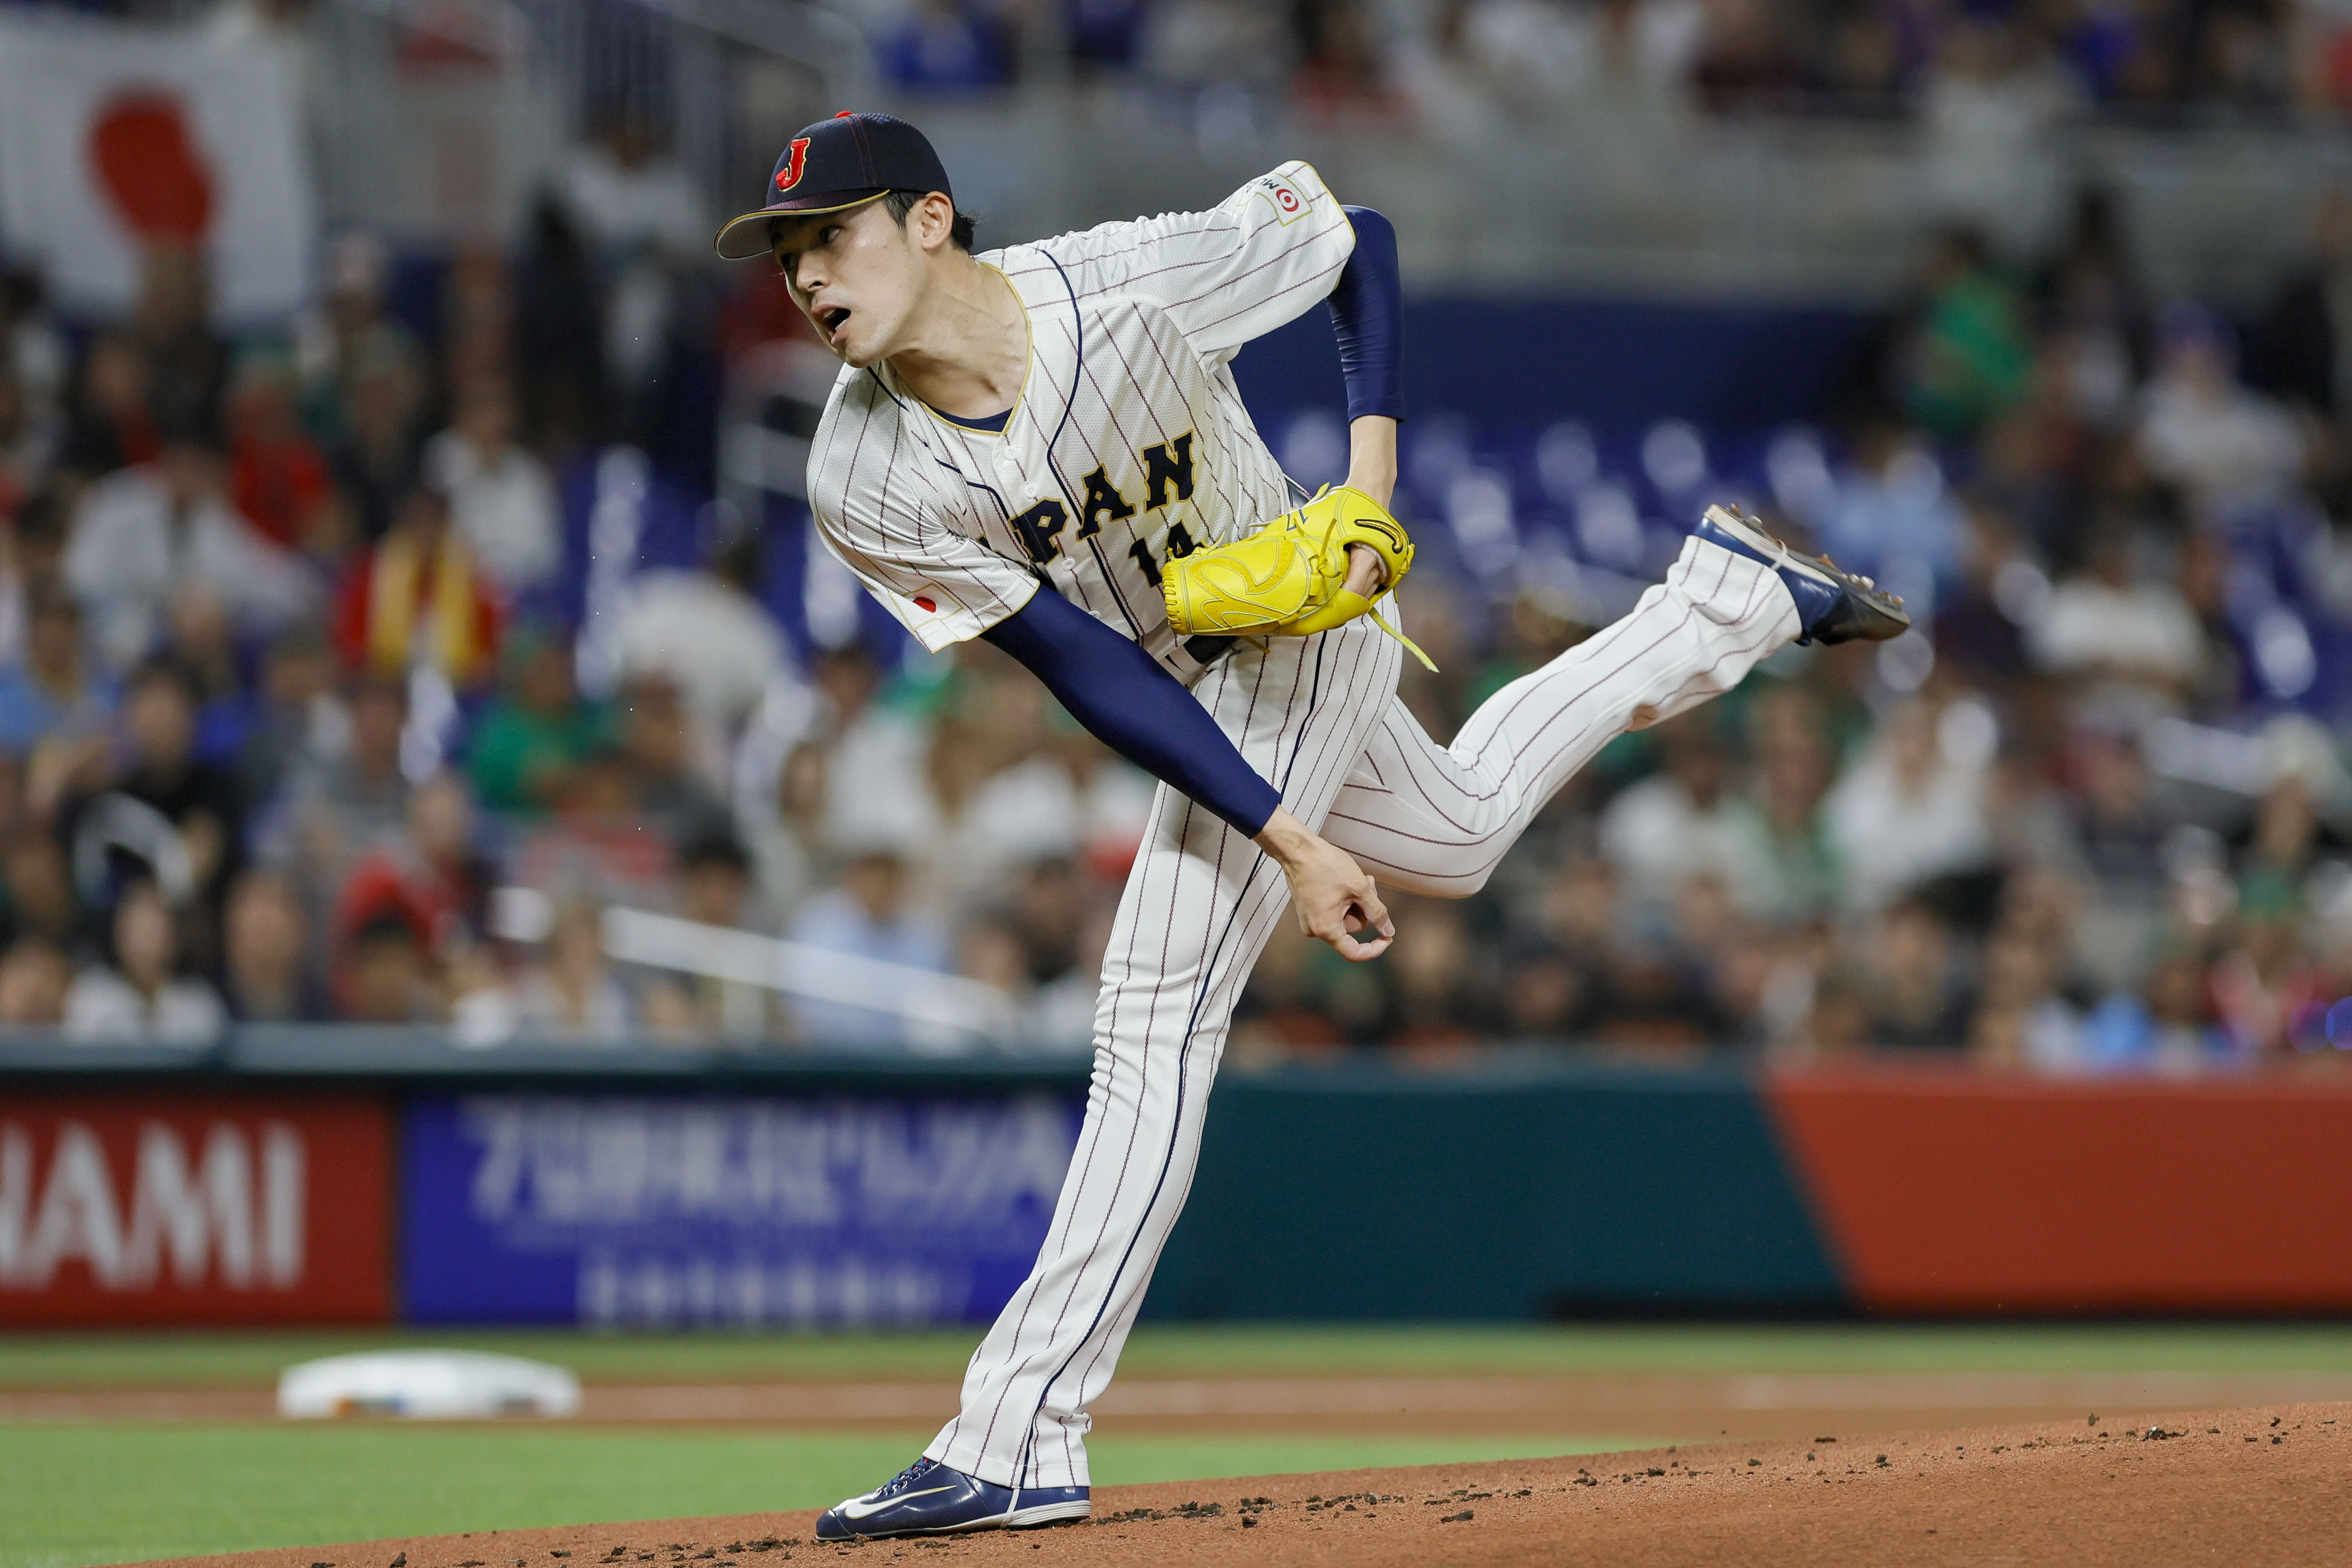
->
[805,160,1355,678]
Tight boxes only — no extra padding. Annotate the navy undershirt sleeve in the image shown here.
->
[1328,206,1404,425]
[982,588,1283,838]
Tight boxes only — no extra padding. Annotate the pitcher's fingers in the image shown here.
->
[1331,927,1393,962]
[1358,876,1393,940]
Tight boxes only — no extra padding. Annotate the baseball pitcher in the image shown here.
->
[713,111,1906,1541]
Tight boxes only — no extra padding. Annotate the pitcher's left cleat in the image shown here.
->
[813,1456,1091,1541]
[1692,504,1909,646]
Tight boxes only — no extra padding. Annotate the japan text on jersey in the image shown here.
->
[806,162,1354,679]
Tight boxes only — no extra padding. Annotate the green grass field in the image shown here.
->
[5,1323,2352,1568]
[1,1425,1639,1568]
[12,1321,2352,1389]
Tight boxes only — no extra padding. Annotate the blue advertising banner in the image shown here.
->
[401,1093,1082,1326]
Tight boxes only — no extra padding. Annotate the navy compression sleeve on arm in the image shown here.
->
[1328,206,1404,424]
[982,588,1283,837]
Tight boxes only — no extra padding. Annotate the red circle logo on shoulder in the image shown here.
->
[913,595,937,613]
[775,138,811,193]
[1276,186,1300,214]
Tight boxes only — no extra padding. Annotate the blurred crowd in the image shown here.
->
[1222,183,2352,1078]
[6,2,2352,1072]
[847,0,2352,126]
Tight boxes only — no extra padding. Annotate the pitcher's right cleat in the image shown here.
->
[1692,504,1909,646]
[813,1456,1091,1541]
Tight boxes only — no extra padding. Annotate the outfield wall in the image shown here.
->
[4,1045,2349,1326]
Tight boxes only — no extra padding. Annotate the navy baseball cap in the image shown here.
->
[713,111,953,260]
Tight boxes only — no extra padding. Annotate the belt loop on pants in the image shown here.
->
[1183,634,1234,666]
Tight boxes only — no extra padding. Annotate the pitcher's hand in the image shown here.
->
[1254,808,1393,961]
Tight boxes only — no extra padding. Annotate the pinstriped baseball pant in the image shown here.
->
[924,535,1800,1490]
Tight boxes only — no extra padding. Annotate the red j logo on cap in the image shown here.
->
[775,137,810,194]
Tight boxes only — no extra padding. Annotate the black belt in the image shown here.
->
[1184,634,1235,666]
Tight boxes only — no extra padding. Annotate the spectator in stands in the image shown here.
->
[554,106,706,445]
[72,658,248,933]
[1,834,77,951]
[615,672,731,848]
[511,896,630,1042]
[1292,0,1401,120]
[1141,0,1296,125]
[787,844,954,1050]
[2252,186,2352,420]
[401,769,494,941]
[2080,947,2221,1074]
[1690,0,1811,113]
[803,644,932,854]
[0,486,51,673]
[1671,866,1777,1035]
[1495,934,1588,1042]
[65,414,319,673]
[62,877,225,1044]
[2032,186,2149,431]
[237,624,344,806]
[222,868,326,1022]
[879,0,1016,91]
[421,376,560,594]
[225,346,334,557]
[164,589,254,769]
[2027,524,2205,707]
[1230,919,1349,1062]
[0,586,114,758]
[128,244,228,445]
[0,269,63,458]
[0,933,69,1028]
[440,240,514,397]
[334,479,503,692]
[337,909,440,1025]
[555,107,708,260]
[1899,226,2035,440]
[2135,302,2306,521]
[2055,722,2185,989]
[467,625,605,814]
[654,829,769,1037]
[1819,418,1966,599]
[2236,767,2331,925]
[296,235,414,442]
[511,197,605,451]
[327,768,488,1006]
[0,483,68,639]
[0,365,49,525]
[1580,930,1735,1051]
[1384,893,1486,1054]
[1824,695,1994,911]
[506,741,676,912]
[1734,685,1839,920]
[1388,0,1505,146]
[326,324,427,545]
[1969,921,2084,1071]
[264,674,410,901]
[746,735,826,922]
[1598,713,1774,918]
[1857,895,1974,1049]
[1919,17,2081,253]
[1929,499,2039,688]
[55,331,155,489]
[613,530,787,783]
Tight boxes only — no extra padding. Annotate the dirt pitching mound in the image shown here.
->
[132,1403,2351,1568]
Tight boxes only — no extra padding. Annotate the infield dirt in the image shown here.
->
[129,1402,2351,1568]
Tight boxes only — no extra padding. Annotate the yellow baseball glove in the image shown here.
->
[1161,485,1436,671]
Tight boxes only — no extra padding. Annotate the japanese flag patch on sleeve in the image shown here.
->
[1247,170,1313,225]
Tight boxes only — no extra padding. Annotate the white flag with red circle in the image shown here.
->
[0,11,314,321]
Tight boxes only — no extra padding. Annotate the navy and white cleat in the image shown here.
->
[1692,504,1909,646]
[813,1456,1090,1541]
